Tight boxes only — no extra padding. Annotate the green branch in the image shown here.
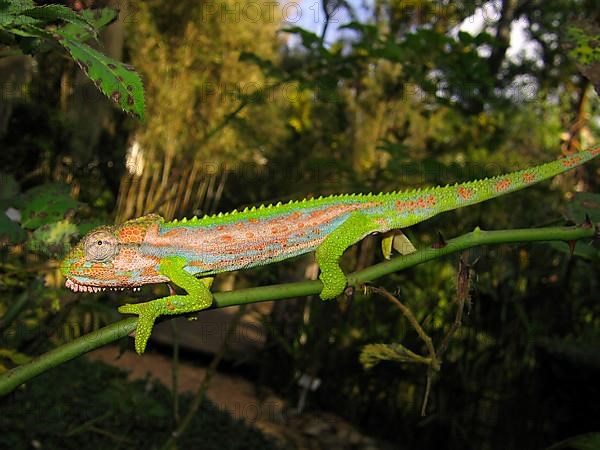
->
[0,225,595,396]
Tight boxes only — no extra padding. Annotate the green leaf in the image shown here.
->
[20,183,77,230]
[27,220,78,257]
[53,30,145,120]
[566,26,600,66]
[22,5,95,32]
[0,0,35,15]
[281,27,322,49]
[0,14,40,30]
[566,192,600,223]
[0,213,26,245]
[60,7,118,42]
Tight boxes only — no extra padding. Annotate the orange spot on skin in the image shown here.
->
[495,178,511,192]
[396,195,436,212]
[216,226,225,231]
[221,235,233,242]
[118,225,147,243]
[522,172,535,183]
[291,212,302,219]
[458,187,472,200]
[249,218,259,223]
[590,147,600,156]
[246,232,255,238]
[312,229,321,235]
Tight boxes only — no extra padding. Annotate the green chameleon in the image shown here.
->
[61,147,600,353]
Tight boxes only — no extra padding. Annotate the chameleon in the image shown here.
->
[61,147,600,354]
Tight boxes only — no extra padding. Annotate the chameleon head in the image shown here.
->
[60,215,166,292]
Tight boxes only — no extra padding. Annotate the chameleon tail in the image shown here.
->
[439,147,600,211]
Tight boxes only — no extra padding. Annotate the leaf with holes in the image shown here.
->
[20,184,77,230]
[53,29,145,120]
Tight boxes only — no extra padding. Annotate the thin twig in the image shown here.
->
[371,287,439,416]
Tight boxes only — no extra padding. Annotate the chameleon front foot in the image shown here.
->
[118,256,214,354]
[118,302,160,354]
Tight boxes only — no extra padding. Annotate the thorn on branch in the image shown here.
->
[566,240,576,257]
[431,231,447,249]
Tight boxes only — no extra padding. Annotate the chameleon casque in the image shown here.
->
[61,148,600,354]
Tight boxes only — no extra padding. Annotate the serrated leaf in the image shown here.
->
[0,212,26,245]
[20,183,77,229]
[53,30,145,120]
[60,7,118,42]
[22,5,95,32]
[27,220,78,257]
[0,14,41,30]
[0,0,35,15]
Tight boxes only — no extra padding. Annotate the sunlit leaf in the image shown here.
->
[54,29,145,120]
[55,34,145,119]
[27,220,78,257]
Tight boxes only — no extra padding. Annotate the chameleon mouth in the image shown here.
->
[65,278,142,293]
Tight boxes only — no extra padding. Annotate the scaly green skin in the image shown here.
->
[61,147,600,354]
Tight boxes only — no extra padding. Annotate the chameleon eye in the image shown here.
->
[84,231,117,262]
